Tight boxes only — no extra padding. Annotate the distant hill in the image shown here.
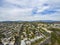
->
[39,20,60,23]
[29,20,60,22]
[0,20,60,23]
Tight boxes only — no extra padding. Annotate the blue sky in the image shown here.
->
[0,0,60,21]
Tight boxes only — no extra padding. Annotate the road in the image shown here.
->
[39,36,51,45]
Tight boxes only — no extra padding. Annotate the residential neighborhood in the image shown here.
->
[0,22,60,45]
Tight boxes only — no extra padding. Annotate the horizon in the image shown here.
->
[0,20,60,22]
[0,0,60,21]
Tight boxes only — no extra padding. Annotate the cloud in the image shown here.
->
[32,6,50,15]
[0,0,60,21]
[5,0,48,8]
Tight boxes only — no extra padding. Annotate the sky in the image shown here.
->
[0,0,60,21]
